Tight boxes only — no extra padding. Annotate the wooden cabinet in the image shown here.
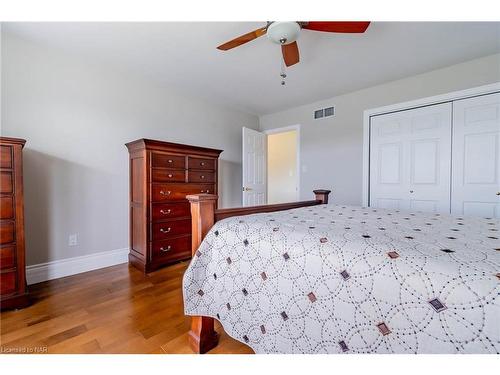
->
[0,137,30,310]
[126,139,222,273]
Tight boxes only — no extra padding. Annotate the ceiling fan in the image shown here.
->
[217,21,371,67]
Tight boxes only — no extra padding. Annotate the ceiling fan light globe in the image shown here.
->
[266,22,301,45]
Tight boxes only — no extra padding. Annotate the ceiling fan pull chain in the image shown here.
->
[280,58,287,86]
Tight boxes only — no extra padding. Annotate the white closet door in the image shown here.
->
[369,102,452,213]
[242,127,267,206]
[451,92,500,218]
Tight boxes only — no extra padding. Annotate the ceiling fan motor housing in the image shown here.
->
[266,22,301,45]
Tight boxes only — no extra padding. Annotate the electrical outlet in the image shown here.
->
[68,234,78,246]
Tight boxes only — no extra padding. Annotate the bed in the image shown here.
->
[182,190,500,354]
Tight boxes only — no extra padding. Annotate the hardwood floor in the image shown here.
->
[0,261,254,354]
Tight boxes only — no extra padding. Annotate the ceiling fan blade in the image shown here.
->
[282,41,300,67]
[302,21,370,33]
[217,27,267,50]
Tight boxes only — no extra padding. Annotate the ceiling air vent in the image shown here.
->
[314,106,335,120]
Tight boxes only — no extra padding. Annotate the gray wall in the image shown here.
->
[259,53,500,205]
[1,32,259,266]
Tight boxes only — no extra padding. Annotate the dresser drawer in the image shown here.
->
[0,221,15,245]
[0,196,14,220]
[0,270,16,295]
[0,172,13,194]
[0,245,15,270]
[151,152,185,169]
[188,170,215,183]
[151,235,191,263]
[151,202,190,221]
[0,146,12,169]
[152,219,191,241]
[151,183,215,201]
[151,169,186,183]
[188,157,215,171]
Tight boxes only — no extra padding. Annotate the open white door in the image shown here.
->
[242,127,267,206]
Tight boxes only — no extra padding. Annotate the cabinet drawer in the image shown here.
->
[0,221,15,245]
[0,270,16,295]
[188,157,215,170]
[0,245,16,270]
[151,152,185,169]
[0,196,14,220]
[152,219,191,241]
[151,235,191,263]
[188,170,215,183]
[151,183,215,201]
[151,169,186,183]
[0,146,12,169]
[151,202,190,221]
[0,172,13,194]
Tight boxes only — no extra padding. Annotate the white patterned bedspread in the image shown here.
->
[182,204,500,353]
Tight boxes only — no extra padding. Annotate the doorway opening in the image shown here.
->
[266,126,300,204]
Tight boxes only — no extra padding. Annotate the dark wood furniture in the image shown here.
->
[0,137,30,310]
[126,139,222,273]
[186,189,331,353]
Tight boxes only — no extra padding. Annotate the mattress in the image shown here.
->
[183,204,500,353]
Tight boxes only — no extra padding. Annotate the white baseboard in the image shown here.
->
[26,248,129,285]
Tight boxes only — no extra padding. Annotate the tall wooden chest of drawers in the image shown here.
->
[0,137,30,310]
[126,139,222,273]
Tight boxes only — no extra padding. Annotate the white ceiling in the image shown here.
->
[3,22,500,115]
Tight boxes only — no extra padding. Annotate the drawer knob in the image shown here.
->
[200,162,205,166]
[160,246,172,252]
[201,175,205,179]
[160,227,171,233]
[201,189,210,193]
[168,174,173,178]
[168,159,173,163]
[160,190,171,196]
[160,209,171,215]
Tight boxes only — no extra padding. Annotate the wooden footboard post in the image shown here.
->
[186,194,219,354]
[313,189,331,204]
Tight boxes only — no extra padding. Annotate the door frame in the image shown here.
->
[362,82,500,207]
[264,124,301,202]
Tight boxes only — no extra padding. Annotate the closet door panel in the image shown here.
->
[408,103,452,213]
[370,102,452,213]
[452,92,500,218]
[370,112,409,211]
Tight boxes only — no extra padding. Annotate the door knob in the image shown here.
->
[409,190,414,193]
[497,192,500,196]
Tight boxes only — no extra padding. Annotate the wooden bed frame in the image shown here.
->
[185,189,331,353]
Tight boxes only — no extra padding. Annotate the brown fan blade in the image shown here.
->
[217,27,267,50]
[302,21,370,33]
[282,41,299,67]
